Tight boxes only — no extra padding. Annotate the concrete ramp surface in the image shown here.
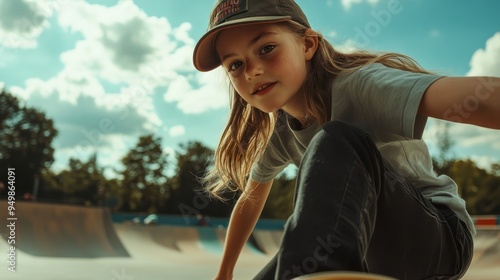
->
[0,201,499,280]
[0,201,129,258]
[114,223,262,257]
[252,230,283,255]
[468,228,500,268]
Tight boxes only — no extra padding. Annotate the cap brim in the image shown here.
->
[193,16,292,72]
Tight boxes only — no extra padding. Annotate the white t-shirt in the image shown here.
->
[250,63,475,236]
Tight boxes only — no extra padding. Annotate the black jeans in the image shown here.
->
[254,121,473,280]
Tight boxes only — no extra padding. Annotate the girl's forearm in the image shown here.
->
[216,180,273,278]
[421,76,500,129]
[218,200,258,274]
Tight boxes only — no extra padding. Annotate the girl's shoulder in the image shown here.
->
[332,63,383,88]
[334,62,433,87]
[333,63,385,84]
[339,62,386,77]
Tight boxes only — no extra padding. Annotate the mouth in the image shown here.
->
[252,82,277,95]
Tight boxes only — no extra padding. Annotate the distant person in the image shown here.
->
[193,0,498,279]
[23,192,34,200]
[196,213,210,227]
[143,214,158,225]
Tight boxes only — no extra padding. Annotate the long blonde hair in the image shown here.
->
[203,21,430,199]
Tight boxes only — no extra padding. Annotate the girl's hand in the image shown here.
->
[213,273,232,280]
[213,267,233,280]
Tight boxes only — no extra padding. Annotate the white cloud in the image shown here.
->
[426,121,499,151]
[467,32,500,77]
[342,0,362,11]
[94,133,136,171]
[50,145,96,172]
[12,68,105,105]
[51,133,137,178]
[455,127,500,149]
[9,70,159,148]
[0,0,53,48]
[57,0,179,84]
[334,39,358,53]
[7,1,182,152]
[173,22,195,45]
[429,29,440,38]
[163,146,175,158]
[3,0,230,176]
[170,44,196,72]
[441,33,500,166]
[424,119,500,171]
[6,0,205,160]
[169,125,185,137]
[164,69,229,114]
[49,0,222,119]
[421,33,500,169]
[468,155,497,171]
[54,0,208,116]
[327,31,337,38]
[341,0,380,11]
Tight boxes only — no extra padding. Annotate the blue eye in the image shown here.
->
[260,45,276,54]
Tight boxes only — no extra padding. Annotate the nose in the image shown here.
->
[244,59,263,81]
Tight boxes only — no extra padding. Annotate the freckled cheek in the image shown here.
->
[231,79,247,96]
[230,78,253,103]
[274,56,306,80]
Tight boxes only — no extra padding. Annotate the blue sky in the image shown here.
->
[1,0,499,177]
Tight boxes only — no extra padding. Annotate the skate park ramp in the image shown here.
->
[463,227,500,279]
[113,223,263,258]
[0,201,129,258]
[0,201,499,280]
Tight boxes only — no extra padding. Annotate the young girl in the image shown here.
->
[193,0,499,279]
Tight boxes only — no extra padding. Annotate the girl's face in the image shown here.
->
[215,23,316,114]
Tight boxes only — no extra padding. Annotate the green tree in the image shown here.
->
[0,89,58,199]
[262,172,296,219]
[39,155,122,208]
[56,154,106,205]
[432,121,455,174]
[447,159,483,206]
[168,141,235,218]
[432,121,500,215]
[120,134,168,213]
[446,160,500,215]
[38,168,65,202]
[492,164,500,177]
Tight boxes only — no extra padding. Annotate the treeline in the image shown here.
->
[434,159,500,215]
[0,90,499,218]
[0,89,295,218]
[39,139,239,217]
[432,122,500,215]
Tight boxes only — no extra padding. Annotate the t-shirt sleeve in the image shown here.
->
[249,135,290,183]
[344,63,444,140]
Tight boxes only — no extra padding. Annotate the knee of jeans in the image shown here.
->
[315,121,368,144]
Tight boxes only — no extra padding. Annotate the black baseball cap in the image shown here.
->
[193,0,311,72]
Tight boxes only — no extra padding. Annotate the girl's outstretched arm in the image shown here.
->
[214,179,274,280]
[418,76,500,129]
